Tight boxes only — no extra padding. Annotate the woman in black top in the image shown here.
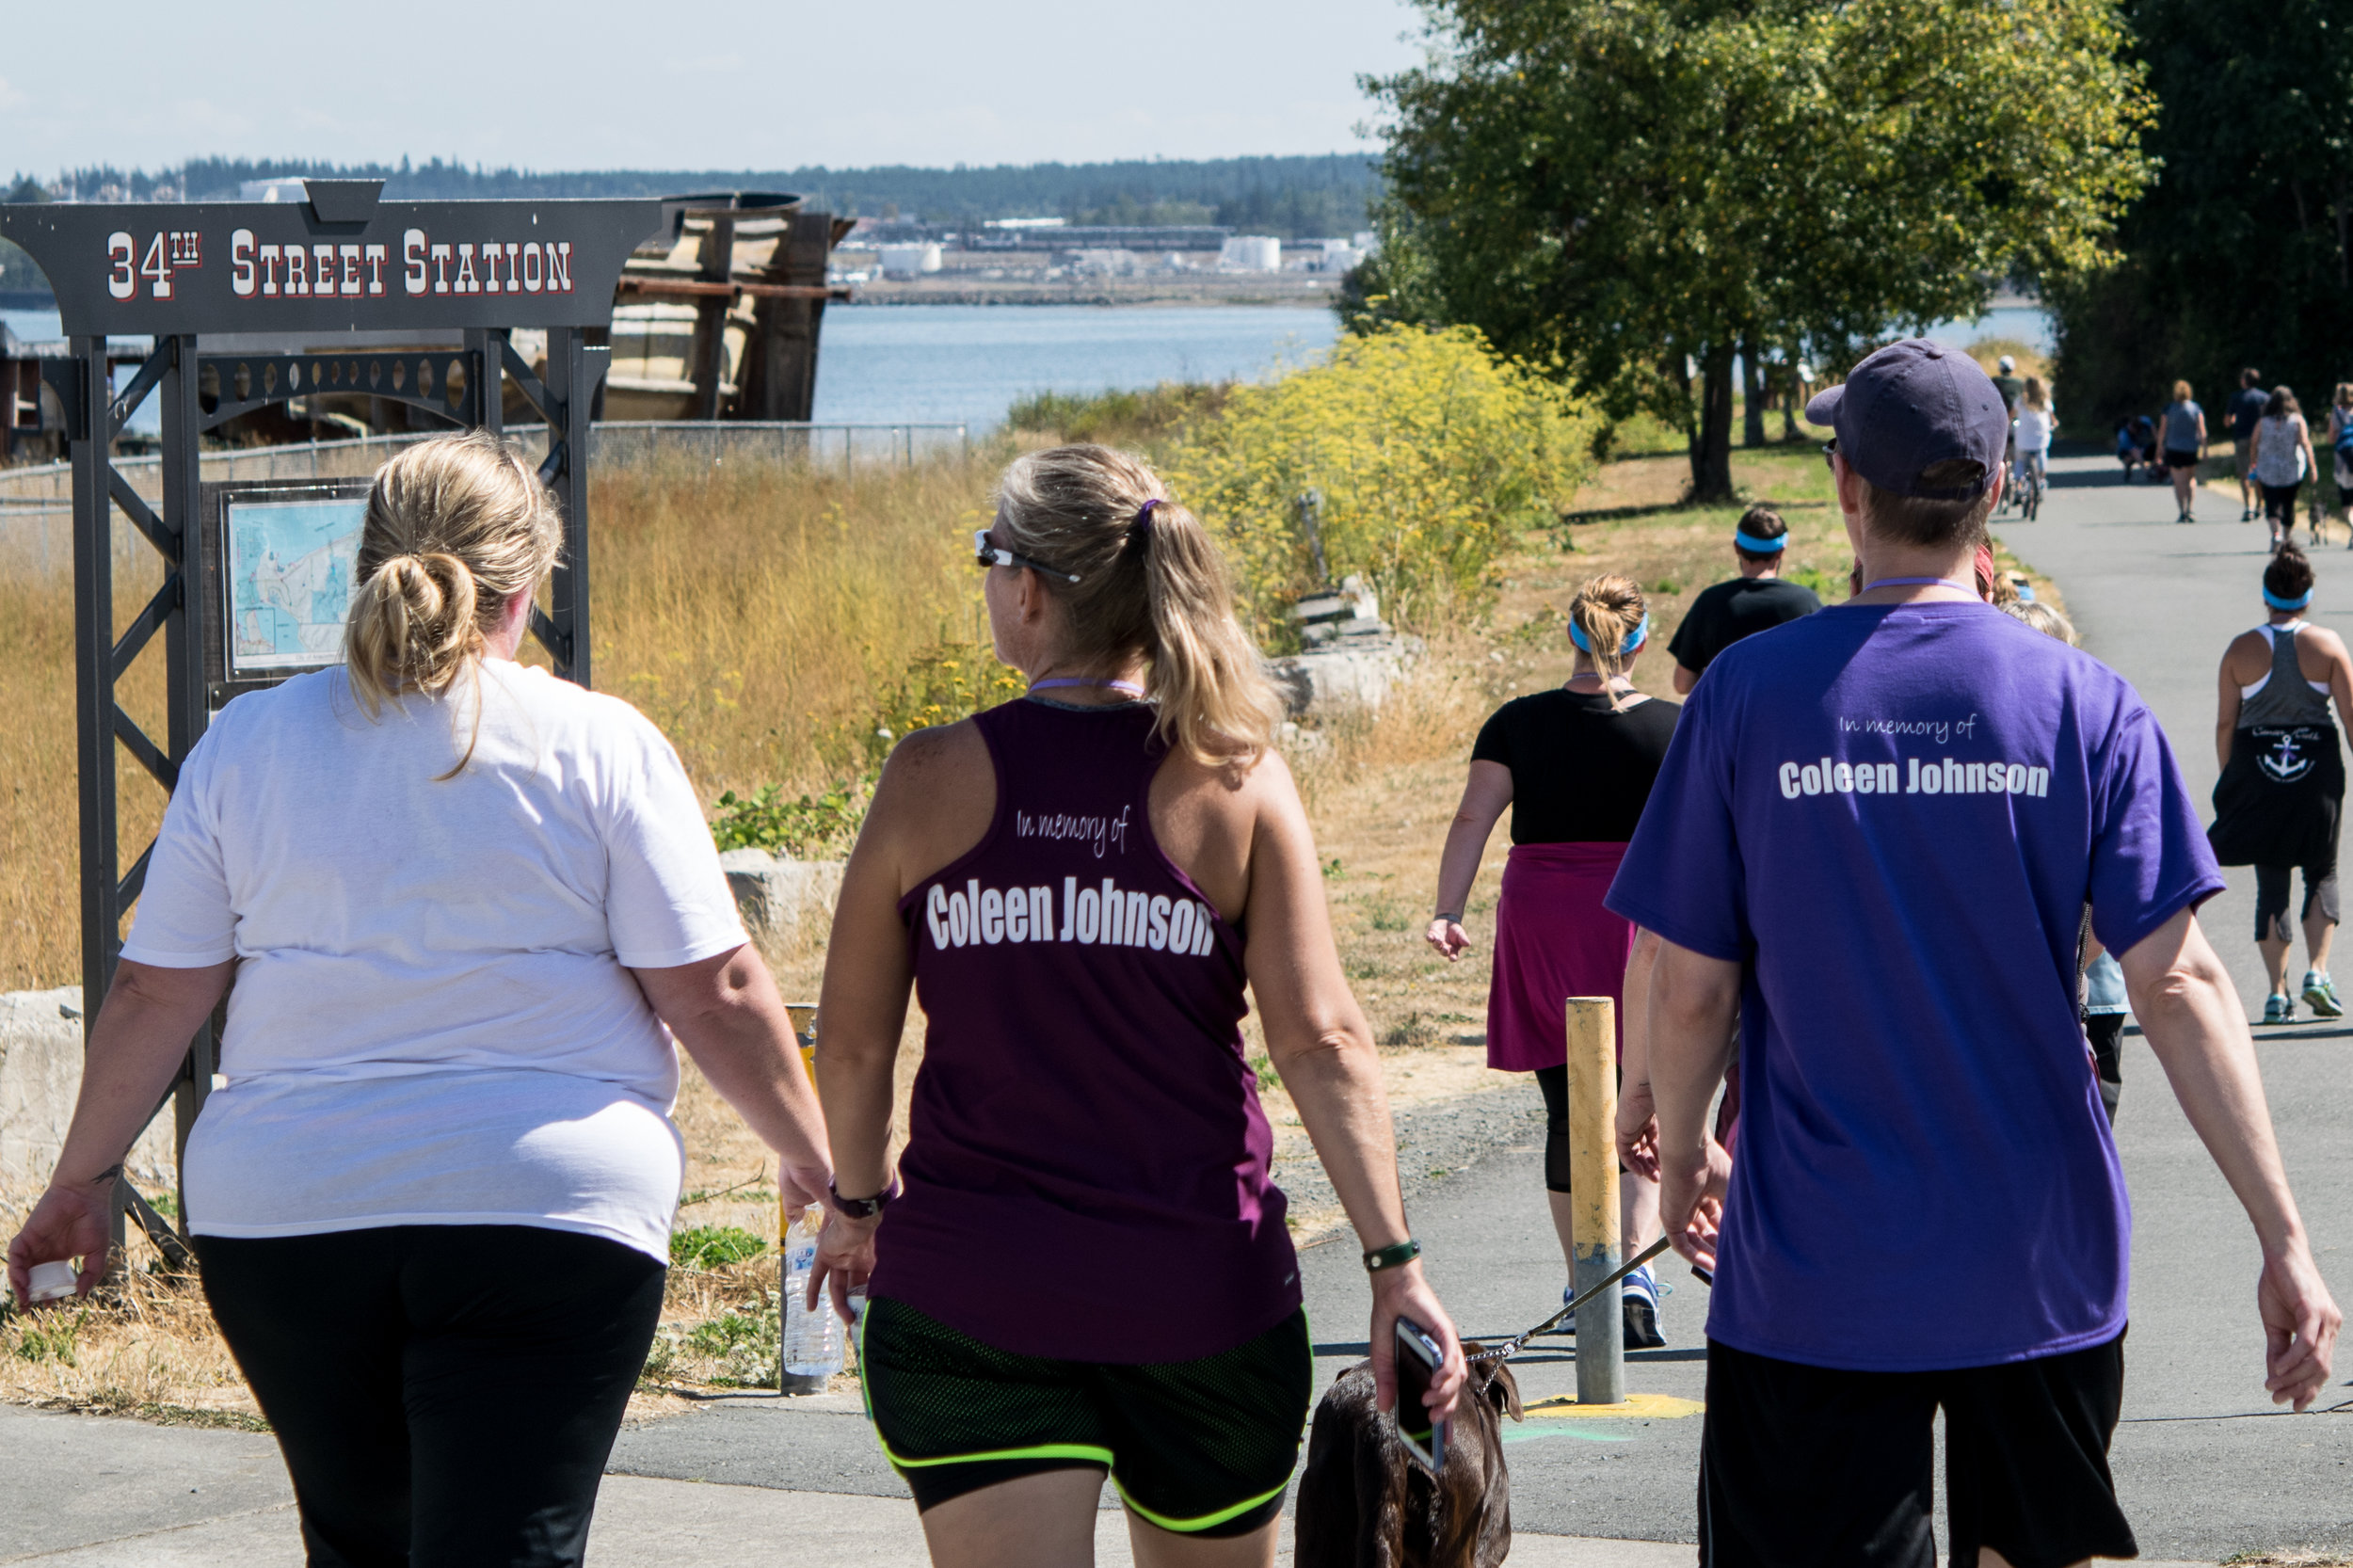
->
[1426,573,1680,1345]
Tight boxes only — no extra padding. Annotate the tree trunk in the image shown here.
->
[1740,328,1768,448]
[1782,339,1802,440]
[1689,344,1737,503]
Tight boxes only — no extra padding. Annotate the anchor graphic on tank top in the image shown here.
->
[2259,728,2317,784]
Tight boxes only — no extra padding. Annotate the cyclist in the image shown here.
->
[1989,356,2026,512]
[2012,375,2057,518]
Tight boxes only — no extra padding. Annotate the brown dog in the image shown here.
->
[1293,1343,1524,1568]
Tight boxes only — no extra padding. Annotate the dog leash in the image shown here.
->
[1465,1235,1677,1365]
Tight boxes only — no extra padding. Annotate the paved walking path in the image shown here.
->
[1,451,2343,1564]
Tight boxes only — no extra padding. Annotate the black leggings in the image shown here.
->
[1534,1064,1576,1193]
[2264,481,2302,528]
[195,1225,665,1568]
[2254,861,2340,942]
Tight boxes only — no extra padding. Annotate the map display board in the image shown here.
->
[223,494,366,678]
[200,477,376,702]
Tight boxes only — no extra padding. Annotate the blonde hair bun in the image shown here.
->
[344,432,562,770]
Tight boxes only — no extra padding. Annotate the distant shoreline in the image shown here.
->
[841,273,1343,310]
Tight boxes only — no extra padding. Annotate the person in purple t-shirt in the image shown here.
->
[1608,339,2341,1568]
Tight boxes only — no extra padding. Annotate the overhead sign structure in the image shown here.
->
[8,181,655,337]
[0,182,661,1257]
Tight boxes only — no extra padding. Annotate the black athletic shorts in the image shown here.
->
[859,1295,1311,1538]
[2164,446,2200,471]
[1699,1334,2134,1568]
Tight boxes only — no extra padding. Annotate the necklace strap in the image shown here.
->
[1859,575,1977,594]
[1028,677,1146,697]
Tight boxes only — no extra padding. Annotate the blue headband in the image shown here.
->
[1735,529,1786,554]
[2265,585,2313,611]
[1568,613,1649,656]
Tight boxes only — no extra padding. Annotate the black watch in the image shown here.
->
[827,1178,900,1219]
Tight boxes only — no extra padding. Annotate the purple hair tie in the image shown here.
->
[1131,498,1161,543]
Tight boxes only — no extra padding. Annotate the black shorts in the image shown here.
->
[1699,1334,2134,1568]
[2164,446,2200,470]
[859,1295,1311,1538]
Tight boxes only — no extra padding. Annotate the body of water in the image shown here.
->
[2,297,2058,448]
[808,303,1340,430]
[1922,304,2054,356]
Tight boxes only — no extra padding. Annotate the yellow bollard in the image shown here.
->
[1565,996,1624,1405]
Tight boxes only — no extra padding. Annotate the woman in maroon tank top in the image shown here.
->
[807,445,1465,1567]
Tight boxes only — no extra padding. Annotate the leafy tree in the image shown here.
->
[2048,0,2353,428]
[1364,0,2153,501]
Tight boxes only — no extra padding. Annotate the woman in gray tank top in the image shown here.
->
[2158,378,2207,525]
[2211,546,2353,1022]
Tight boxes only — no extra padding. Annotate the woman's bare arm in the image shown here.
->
[1615,926,1664,1178]
[6,959,233,1302]
[1426,760,1513,961]
[807,724,991,1318]
[1240,749,1465,1420]
[632,945,832,1208]
[2217,636,2251,771]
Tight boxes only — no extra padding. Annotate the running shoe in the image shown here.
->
[2303,970,2344,1018]
[1623,1264,1666,1350]
[1557,1283,1577,1334]
[2264,992,2294,1025]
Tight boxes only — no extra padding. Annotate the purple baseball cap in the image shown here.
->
[1806,338,2009,501]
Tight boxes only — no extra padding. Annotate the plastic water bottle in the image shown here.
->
[779,1203,842,1393]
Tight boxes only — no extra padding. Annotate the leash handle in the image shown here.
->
[1468,1235,1675,1365]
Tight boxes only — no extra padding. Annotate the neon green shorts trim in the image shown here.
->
[858,1295,1311,1537]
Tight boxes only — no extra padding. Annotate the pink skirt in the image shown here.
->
[1485,842,1635,1072]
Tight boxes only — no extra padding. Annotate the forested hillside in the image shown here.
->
[5,155,1379,241]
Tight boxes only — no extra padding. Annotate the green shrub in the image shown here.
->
[1006,382,1231,450]
[670,1225,767,1271]
[1165,324,1601,642]
[712,782,868,858]
[687,1292,782,1386]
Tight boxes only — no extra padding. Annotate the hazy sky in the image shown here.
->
[3,1,1431,176]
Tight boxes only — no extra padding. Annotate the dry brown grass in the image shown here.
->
[0,529,173,991]
[588,450,1000,796]
[0,1206,260,1426]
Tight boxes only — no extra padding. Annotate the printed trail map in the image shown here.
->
[225,497,366,676]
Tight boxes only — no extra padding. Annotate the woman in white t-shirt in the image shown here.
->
[5,433,834,1567]
[2013,375,2057,501]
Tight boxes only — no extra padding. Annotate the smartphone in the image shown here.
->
[1392,1316,1448,1472]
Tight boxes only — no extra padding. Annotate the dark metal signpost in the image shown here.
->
[0,182,660,1256]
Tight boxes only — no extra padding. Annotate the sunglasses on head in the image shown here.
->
[972,528,1080,584]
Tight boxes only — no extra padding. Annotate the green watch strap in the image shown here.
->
[1363,1238,1422,1272]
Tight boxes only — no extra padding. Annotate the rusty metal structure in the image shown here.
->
[606,192,853,422]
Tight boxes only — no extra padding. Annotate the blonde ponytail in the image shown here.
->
[344,431,562,773]
[996,444,1282,766]
[1567,573,1647,711]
